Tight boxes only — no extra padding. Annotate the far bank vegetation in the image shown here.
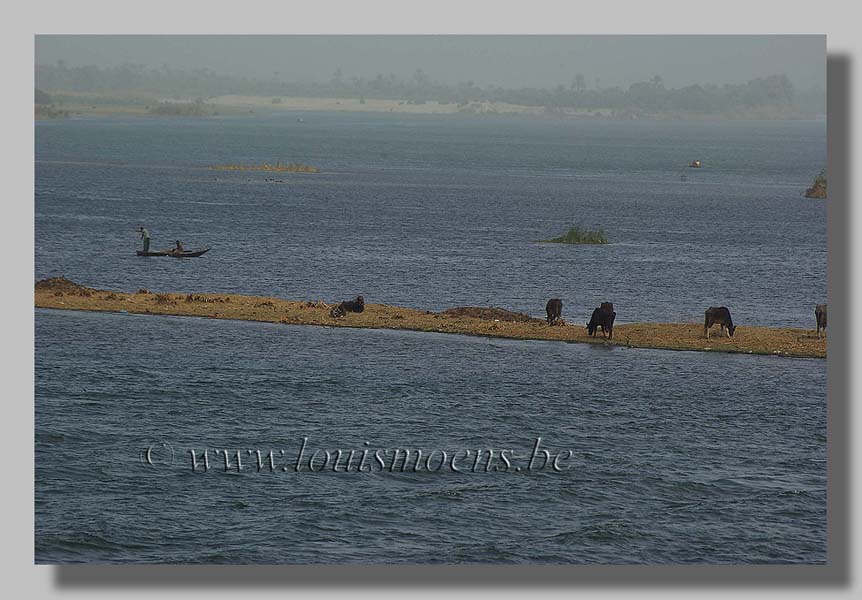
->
[34,88,70,119]
[149,98,217,117]
[35,63,825,119]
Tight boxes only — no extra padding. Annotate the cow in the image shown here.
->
[815,304,827,338]
[330,295,365,318]
[546,298,563,326]
[704,307,735,339]
[586,303,616,339]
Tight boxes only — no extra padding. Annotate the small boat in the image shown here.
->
[136,247,210,258]
[688,160,702,168]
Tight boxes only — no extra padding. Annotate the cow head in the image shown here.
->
[727,324,736,337]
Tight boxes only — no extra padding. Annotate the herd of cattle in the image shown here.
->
[328,294,827,340]
[545,299,828,340]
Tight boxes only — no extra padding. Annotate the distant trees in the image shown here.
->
[34,88,52,104]
[573,74,586,92]
[33,61,816,118]
[34,87,69,118]
[331,67,344,88]
[148,98,215,117]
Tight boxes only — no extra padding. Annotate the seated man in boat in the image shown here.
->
[173,240,184,253]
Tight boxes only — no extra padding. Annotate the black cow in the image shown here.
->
[815,304,827,338]
[704,306,735,339]
[546,298,563,326]
[330,295,365,318]
[586,303,616,339]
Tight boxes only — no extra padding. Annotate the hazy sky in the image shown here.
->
[35,35,825,90]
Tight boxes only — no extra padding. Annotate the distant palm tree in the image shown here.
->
[574,74,586,92]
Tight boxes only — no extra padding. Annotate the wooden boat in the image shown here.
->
[688,160,702,168]
[136,247,210,258]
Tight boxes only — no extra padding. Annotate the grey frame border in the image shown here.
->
[47,53,849,590]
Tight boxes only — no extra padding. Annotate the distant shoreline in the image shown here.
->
[209,94,571,116]
[36,93,590,118]
[35,280,827,359]
[35,92,823,121]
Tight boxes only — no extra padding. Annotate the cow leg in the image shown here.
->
[705,326,709,340]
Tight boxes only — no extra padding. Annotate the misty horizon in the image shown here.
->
[35,35,826,92]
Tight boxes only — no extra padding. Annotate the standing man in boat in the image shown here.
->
[139,226,151,253]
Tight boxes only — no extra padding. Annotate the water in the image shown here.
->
[36,113,826,325]
[35,112,826,563]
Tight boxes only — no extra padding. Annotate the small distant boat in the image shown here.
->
[136,247,210,258]
[688,160,702,168]
[297,117,305,123]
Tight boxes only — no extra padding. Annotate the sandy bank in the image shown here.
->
[34,279,826,359]
[208,95,553,115]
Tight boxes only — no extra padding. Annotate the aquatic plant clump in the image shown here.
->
[805,169,826,199]
[211,162,319,173]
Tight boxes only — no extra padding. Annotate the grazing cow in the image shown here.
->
[704,307,735,339]
[330,295,365,318]
[546,298,563,326]
[815,304,827,338]
[586,303,616,339]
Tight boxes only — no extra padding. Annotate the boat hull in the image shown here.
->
[136,247,210,258]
